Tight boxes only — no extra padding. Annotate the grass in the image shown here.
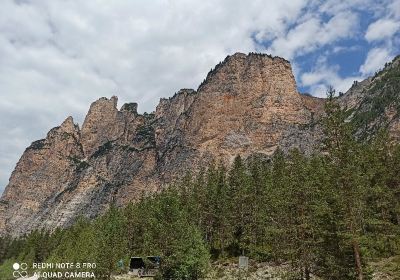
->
[370,256,400,279]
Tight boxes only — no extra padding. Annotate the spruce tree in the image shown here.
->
[323,87,367,280]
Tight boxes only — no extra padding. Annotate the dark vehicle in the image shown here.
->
[129,256,161,277]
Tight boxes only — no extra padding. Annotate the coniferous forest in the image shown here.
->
[1,93,400,279]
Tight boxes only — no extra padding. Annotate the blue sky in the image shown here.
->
[0,0,400,194]
[263,0,400,96]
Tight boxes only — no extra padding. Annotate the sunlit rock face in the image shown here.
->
[1,52,328,237]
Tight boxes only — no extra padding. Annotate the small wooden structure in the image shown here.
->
[129,256,161,277]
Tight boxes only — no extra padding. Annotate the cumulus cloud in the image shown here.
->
[360,1,400,76]
[389,0,400,18]
[267,11,359,59]
[318,0,377,15]
[365,18,400,41]
[359,47,394,75]
[300,57,363,97]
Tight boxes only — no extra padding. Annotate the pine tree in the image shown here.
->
[95,203,128,279]
[228,155,253,256]
[323,87,367,280]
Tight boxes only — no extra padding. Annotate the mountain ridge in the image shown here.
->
[1,52,398,237]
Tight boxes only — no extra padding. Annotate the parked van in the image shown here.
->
[129,256,161,277]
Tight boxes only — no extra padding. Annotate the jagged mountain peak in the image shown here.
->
[60,116,79,133]
[1,52,398,237]
[120,102,138,114]
[198,52,292,92]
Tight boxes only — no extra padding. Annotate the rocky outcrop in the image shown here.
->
[186,54,316,157]
[341,55,400,140]
[0,116,83,235]
[80,96,125,156]
[0,96,159,236]
[0,52,330,237]
[155,53,324,183]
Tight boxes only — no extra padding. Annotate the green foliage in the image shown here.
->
[0,259,16,280]
[27,139,46,150]
[122,103,137,113]
[126,189,210,279]
[92,141,113,158]
[351,63,400,134]
[68,156,89,171]
[95,204,128,279]
[46,218,96,264]
[135,122,156,146]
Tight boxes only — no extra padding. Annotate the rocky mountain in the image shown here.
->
[340,55,400,140]
[1,52,398,237]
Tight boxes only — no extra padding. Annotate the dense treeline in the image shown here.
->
[1,91,400,279]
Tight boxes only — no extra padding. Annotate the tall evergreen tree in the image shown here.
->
[323,87,367,280]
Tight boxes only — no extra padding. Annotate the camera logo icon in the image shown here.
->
[13,262,28,278]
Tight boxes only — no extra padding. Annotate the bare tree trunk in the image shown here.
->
[353,240,363,280]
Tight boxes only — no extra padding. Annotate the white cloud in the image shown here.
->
[360,1,400,77]
[359,47,394,75]
[300,57,363,97]
[267,11,359,59]
[389,0,400,18]
[318,0,375,15]
[365,18,400,41]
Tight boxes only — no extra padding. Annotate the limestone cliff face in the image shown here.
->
[187,54,314,157]
[155,54,323,182]
[0,97,158,236]
[0,52,325,236]
[0,117,83,235]
[80,96,125,156]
